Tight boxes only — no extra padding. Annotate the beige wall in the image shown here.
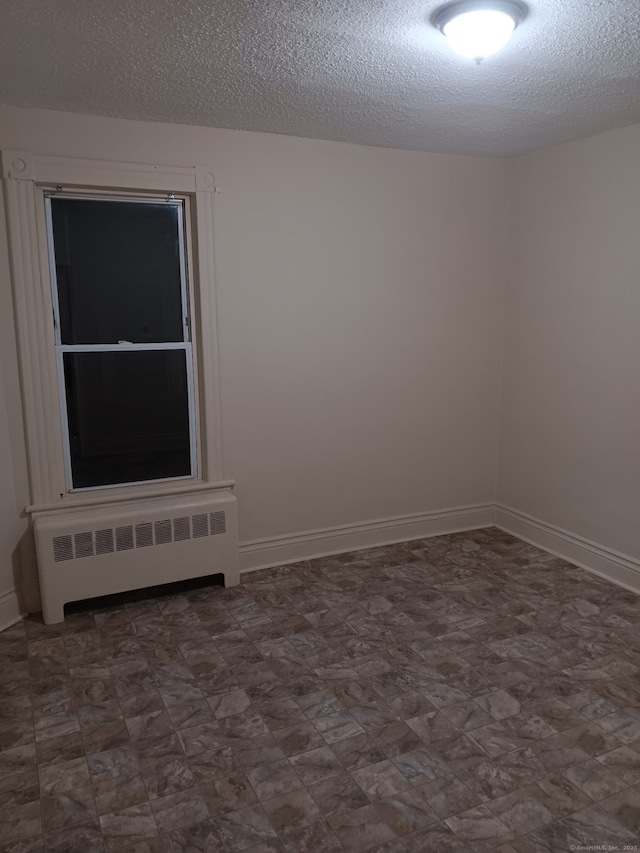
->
[0,105,508,611]
[498,124,640,559]
[5,105,637,619]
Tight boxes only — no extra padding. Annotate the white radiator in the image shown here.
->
[33,490,238,623]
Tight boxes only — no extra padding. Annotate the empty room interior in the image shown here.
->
[0,0,640,851]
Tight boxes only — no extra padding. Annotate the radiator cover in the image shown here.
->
[33,490,238,623]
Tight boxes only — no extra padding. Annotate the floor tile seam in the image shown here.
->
[462,713,627,762]
[481,770,597,834]
[263,789,348,851]
[43,820,103,853]
[568,757,632,798]
[329,745,450,829]
[40,776,101,839]
[129,734,174,812]
[475,748,635,829]
[443,802,514,848]
[244,754,306,805]
[3,790,45,853]
[226,798,292,852]
[491,795,636,850]
[411,773,483,823]
[369,793,442,842]
[81,712,157,831]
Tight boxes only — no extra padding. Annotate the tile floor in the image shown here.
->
[1,528,640,852]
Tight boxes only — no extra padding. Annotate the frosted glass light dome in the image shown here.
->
[435,1,526,63]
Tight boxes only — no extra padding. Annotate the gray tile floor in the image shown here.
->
[1,528,640,852]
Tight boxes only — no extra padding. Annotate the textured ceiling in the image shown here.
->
[1,0,639,156]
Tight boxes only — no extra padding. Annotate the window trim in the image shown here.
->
[2,151,232,514]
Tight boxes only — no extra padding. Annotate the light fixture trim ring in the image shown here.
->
[434,0,527,34]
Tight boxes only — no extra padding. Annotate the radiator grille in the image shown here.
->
[95,529,114,555]
[53,535,73,563]
[192,513,208,538]
[50,509,227,562]
[115,526,134,552]
[210,511,226,536]
[173,516,191,542]
[135,523,153,548]
[154,519,172,546]
[74,531,94,559]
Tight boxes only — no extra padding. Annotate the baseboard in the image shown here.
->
[239,503,495,573]
[494,504,640,595]
[7,501,635,615]
[0,588,25,633]
[239,500,640,594]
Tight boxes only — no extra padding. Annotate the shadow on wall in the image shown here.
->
[15,525,40,614]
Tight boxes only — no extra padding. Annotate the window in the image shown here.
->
[1,151,227,512]
[45,194,197,490]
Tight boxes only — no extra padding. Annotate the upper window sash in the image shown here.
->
[44,194,192,348]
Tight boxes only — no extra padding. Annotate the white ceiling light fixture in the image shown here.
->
[435,0,527,63]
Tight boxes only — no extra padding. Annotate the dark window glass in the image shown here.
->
[51,198,185,344]
[63,350,191,488]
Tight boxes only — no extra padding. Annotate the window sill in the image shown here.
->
[26,477,236,516]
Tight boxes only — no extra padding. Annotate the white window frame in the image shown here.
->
[2,151,232,514]
[45,192,198,491]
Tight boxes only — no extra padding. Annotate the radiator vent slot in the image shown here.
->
[53,535,73,563]
[135,522,153,548]
[74,531,94,559]
[192,513,209,538]
[116,526,134,552]
[173,516,191,542]
[95,529,114,555]
[210,511,226,536]
[50,510,227,562]
[154,519,172,546]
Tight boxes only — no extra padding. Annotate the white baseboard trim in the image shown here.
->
[239,500,640,594]
[494,504,640,595]
[0,589,25,633]
[239,503,495,574]
[5,501,634,616]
